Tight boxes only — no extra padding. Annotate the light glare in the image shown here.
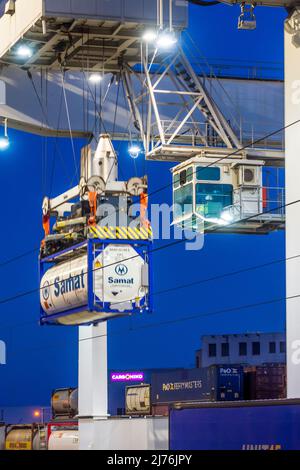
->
[142,30,157,43]
[129,145,141,159]
[220,210,234,225]
[0,137,9,150]
[17,45,33,59]
[89,73,103,84]
[156,32,177,50]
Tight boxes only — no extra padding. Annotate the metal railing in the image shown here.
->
[230,186,285,221]
[151,120,285,151]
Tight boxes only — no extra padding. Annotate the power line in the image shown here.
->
[0,248,39,268]
[0,100,291,272]
[0,245,294,330]
[75,291,298,343]
[4,283,292,354]
[0,194,295,312]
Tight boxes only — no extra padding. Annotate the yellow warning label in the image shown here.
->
[89,225,152,240]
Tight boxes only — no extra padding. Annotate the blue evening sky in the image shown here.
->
[0,3,287,407]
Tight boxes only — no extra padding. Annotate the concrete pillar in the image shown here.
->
[285,13,300,398]
[78,323,108,449]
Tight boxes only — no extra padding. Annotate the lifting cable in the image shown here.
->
[27,69,72,194]
[61,70,79,183]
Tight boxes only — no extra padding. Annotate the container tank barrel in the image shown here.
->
[51,388,78,419]
[48,430,79,451]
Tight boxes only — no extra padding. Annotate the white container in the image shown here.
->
[51,388,78,418]
[48,430,79,451]
[40,243,148,325]
[126,385,151,415]
[0,425,5,450]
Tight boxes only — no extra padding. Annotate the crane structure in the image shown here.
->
[0,0,298,449]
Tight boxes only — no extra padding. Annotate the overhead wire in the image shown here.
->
[0,115,293,274]
[0,247,296,332]
[7,290,294,354]
[0,194,296,311]
[188,0,220,5]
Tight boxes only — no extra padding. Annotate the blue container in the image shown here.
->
[169,400,300,450]
[216,365,244,401]
[151,366,243,405]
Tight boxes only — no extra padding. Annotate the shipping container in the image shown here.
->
[169,399,300,450]
[48,429,79,451]
[255,364,286,400]
[243,364,286,400]
[216,366,244,401]
[151,366,243,405]
[0,423,5,450]
[51,388,78,419]
[152,404,169,417]
[125,385,151,416]
[5,424,47,451]
[47,419,78,442]
[243,366,257,401]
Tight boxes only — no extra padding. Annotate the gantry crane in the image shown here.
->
[0,0,298,448]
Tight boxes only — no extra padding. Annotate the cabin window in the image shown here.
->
[196,166,221,181]
[174,184,193,219]
[174,167,193,190]
[195,183,233,219]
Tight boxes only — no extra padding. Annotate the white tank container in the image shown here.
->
[126,385,151,415]
[51,388,78,418]
[48,430,79,451]
[0,425,5,450]
[40,243,147,325]
[32,427,47,451]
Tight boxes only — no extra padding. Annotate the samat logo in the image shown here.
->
[42,281,50,300]
[115,264,128,276]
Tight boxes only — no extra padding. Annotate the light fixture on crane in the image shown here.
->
[16,44,33,58]
[143,0,177,49]
[142,30,158,42]
[89,73,103,84]
[0,118,9,150]
[142,28,177,49]
[156,30,178,49]
[128,144,142,159]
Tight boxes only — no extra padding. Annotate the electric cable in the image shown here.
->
[7,290,294,354]
[0,239,296,330]
[79,292,294,343]
[0,195,296,311]
[0,112,292,284]
[0,119,292,268]
[188,0,220,6]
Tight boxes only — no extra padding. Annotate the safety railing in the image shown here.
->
[229,186,285,222]
[150,120,285,151]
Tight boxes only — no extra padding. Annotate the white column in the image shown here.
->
[78,323,108,418]
[285,16,300,398]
